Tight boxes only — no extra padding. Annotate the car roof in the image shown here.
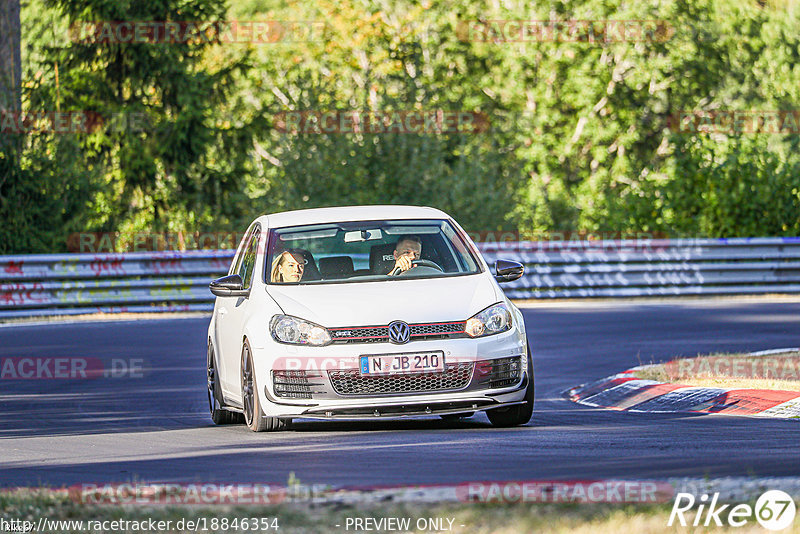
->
[256,205,451,228]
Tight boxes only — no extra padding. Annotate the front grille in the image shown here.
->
[330,326,389,344]
[328,362,474,396]
[411,323,465,336]
[330,321,466,344]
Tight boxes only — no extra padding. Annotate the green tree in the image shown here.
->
[501,0,800,236]
[9,0,800,253]
[663,135,800,236]
[13,0,257,252]
[233,0,526,233]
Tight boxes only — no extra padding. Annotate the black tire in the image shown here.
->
[241,340,287,432]
[207,342,243,425]
[487,346,534,428]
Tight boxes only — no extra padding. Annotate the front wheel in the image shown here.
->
[487,346,534,428]
[241,340,288,432]
[207,342,242,425]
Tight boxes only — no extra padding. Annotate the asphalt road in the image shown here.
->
[1,299,799,488]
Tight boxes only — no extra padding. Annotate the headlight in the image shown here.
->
[270,315,332,346]
[465,303,512,338]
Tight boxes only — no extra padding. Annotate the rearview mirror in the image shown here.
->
[494,259,524,283]
[344,229,383,243]
[209,274,249,297]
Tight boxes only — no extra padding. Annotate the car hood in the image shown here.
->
[266,274,501,327]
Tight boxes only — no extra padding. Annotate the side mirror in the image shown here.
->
[494,259,524,283]
[209,274,249,297]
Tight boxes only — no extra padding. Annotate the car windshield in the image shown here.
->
[265,219,481,285]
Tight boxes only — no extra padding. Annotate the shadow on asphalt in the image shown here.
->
[0,382,208,438]
[287,418,491,432]
[0,387,756,440]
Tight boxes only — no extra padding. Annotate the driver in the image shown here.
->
[388,235,422,275]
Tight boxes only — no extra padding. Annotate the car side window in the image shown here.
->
[237,229,260,290]
[230,226,257,276]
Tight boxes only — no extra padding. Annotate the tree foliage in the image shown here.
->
[3,0,800,253]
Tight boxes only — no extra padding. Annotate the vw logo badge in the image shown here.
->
[388,321,411,344]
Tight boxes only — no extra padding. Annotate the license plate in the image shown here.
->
[360,351,445,376]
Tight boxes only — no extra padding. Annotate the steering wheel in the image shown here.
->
[392,259,444,276]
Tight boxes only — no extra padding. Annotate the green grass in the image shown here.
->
[0,488,717,534]
[633,351,800,392]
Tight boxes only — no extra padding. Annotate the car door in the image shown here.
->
[216,225,260,399]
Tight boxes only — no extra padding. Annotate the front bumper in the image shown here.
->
[253,332,529,419]
[281,378,530,420]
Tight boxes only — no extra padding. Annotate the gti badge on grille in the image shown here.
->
[388,321,411,344]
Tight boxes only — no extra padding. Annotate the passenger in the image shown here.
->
[388,235,422,275]
[270,250,305,283]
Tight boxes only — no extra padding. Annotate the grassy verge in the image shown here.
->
[634,351,800,391]
[2,488,787,534]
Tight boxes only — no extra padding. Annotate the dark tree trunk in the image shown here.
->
[0,0,22,115]
[0,0,21,179]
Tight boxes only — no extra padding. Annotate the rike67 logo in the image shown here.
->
[669,490,796,530]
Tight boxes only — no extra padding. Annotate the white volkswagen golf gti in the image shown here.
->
[207,205,532,431]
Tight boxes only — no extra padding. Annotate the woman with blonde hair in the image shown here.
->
[270,250,305,283]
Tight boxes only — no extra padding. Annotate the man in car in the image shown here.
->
[388,235,422,275]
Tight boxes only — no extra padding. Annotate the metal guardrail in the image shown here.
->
[1,238,799,318]
[480,237,800,299]
[0,251,234,318]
